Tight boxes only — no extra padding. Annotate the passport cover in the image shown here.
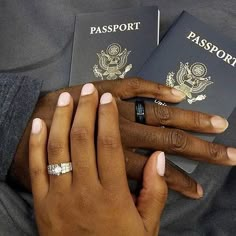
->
[69,6,160,85]
[139,11,236,173]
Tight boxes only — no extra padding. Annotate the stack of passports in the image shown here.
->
[69,6,160,85]
[139,12,236,173]
[69,7,236,174]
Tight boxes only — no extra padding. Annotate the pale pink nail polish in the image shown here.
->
[100,93,112,104]
[32,118,42,134]
[57,92,71,107]
[156,152,166,176]
[81,83,95,96]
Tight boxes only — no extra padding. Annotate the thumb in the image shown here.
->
[136,151,168,234]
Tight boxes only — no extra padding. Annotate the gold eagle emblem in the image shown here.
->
[166,62,213,104]
[93,43,132,80]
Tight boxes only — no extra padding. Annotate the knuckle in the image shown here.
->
[52,193,72,216]
[143,185,168,205]
[79,93,97,107]
[156,189,168,205]
[78,186,90,199]
[180,175,195,191]
[154,105,171,125]
[48,141,66,156]
[103,190,121,203]
[73,162,89,172]
[120,78,142,97]
[164,163,196,194]
[77,187,96,209]
[99,107,110,118]
[30,130,46,148]
[29,137,40,148]
[142,131,157,146]
[70,126,90,142]
[192,112,205,129]
[166,129,188,151]
[207,143,224,161]
[95,82,106,95]
[154,83,164,97]
[99,135,120,150]
[31,168,46,178]
[127,77,142,90]
[115,78,124,85]
[154,185,168,202]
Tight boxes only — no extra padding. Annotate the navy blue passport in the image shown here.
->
[69,6,160,85]
[139,11,236,173]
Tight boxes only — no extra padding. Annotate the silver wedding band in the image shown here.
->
[47,162,72,176]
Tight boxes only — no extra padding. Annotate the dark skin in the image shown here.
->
[29,88,168,236]
[9,78,234,199]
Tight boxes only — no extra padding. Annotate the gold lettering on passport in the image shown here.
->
[90,22,141,34]
[166,62,213,104]
[187,31,236,67]
[93,43,132,80]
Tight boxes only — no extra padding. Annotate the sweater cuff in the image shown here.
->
[0,74,42,181]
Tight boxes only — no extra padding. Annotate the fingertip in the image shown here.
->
[97,92,126,189]
[57,92,71,107]
[30,118,47,146]
[100,92,113,105]
[29,118,47,154]
[210,116,229,133]
[99,92,118,114]
[156,152,166,177]
[81,83,95,96]
[143,151,167,190]
[31,118,43,135]
[186,183,204,199]
[197,184,204,198]
[57,92,74,116]
[29,118,49,197]
[171,88,186,101]
[137,151,168,232]
[146,151,166,176]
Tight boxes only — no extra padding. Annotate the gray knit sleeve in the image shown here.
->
[0,74,42,181]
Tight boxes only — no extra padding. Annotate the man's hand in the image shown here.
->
[10,78,233,199]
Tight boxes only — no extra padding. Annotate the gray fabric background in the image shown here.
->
[0,0,235,92]
[0,0,235,235]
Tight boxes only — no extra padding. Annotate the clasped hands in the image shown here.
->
[11,78,235,200]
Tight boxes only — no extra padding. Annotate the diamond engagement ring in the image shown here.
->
[47,162,72,176]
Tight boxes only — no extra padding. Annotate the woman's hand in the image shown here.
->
[29,84,167,236]
[12,78,234,199]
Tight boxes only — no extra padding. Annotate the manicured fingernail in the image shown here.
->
[100,93,113,104]
[211,116,228,131]
[57,92,70,107]
[156,152,165,176]
[171,88,186,99]
[227,148,236,161]
[32,118,42,134]
[81,83,95,96]
[197,184,204,197]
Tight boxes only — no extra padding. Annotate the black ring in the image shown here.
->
[135,100,146,124]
